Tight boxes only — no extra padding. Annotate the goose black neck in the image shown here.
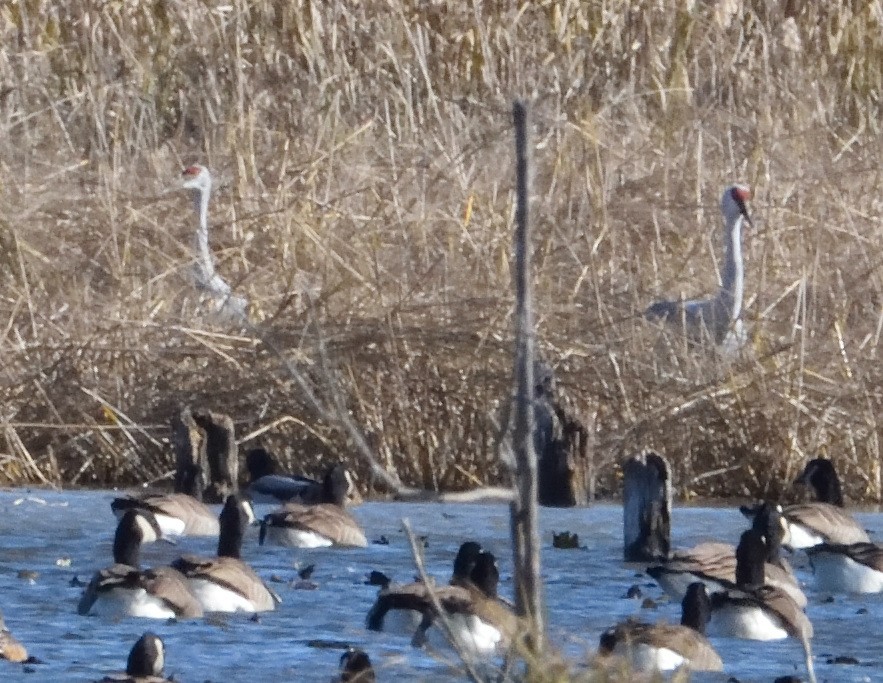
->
[451,542,482,583]
[470,551,499,599]
[681,582,711,634]
[752,503,785,564]
[113,511,143,567]
[735,529,767,588]
[806,459,844,506]
[217,496,245,559]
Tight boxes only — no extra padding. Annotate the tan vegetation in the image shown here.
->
[0,1,881,501]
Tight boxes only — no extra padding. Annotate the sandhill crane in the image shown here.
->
[180,165,248,321]
[645,184,752,349]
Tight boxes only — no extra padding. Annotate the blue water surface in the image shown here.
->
[0,490,880,681]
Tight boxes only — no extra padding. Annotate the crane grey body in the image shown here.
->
[646,184,752,350]
[181,165,248,321]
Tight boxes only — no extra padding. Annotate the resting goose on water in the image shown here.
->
[97,632,171,683]
[78,509,203,619]
[245,449,361,506]
[366,541,483,636]
[259,464,367,548]
[172,494,280,613]
[111,464,219,538]
[806,540,883,593]
[598,582,722,673]
[368,546,519,655]
[741,458,868,549]
[707,529,816,682]
[647,502,806,608]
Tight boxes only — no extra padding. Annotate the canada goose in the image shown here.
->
[171,494,280,613]
[98,632,171,683]
[258,464,367,548]
[337,648,375,683]
[111,465,219,538]
[598,582,723,673]
[366,541,484,636]
[707,529,812,642]
[0,609,28,663]
[78,509,203,619]
[368,548,519,655]
[244,448,323,505]
[741,458,868,548]
[806,541,883,593]
[707,529,816,683]
[647,503,806,608]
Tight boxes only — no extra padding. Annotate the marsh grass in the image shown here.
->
[0,1,881,503]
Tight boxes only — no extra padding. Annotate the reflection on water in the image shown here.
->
[0,490,880,681]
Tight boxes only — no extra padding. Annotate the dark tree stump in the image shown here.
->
[622,450,671,562]
[535,363,592,508]
[191,408,239,504]
[170,406,208,493]
[171,406,238,504]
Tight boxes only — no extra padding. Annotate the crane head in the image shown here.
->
[181,164,211,192]
[723,183,752,227]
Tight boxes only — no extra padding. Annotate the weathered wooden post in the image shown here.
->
[623,449,672,562]
[191,408,239,503]
[170,406,208,493]
[535,364,592,507]
[509,99,544,648]
[171,406,238,504]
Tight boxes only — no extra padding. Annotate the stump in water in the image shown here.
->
[171,406,239,504]
[622,450,671,562]
[170,407,208,493]
[535,362,592,507]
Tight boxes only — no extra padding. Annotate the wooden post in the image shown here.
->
[623,450,672,562]
[509,100,544,647]
[170,406,208,494]
[191,408,239,503]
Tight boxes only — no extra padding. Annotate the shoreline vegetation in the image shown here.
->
[1,2,881,503]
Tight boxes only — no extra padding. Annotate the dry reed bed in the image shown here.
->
[0,1,880,502]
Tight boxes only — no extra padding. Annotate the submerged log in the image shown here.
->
[622,450,671,562]
[170,406,239,504]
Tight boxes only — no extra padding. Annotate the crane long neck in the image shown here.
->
[719,213,745,321]
[192,188,215,282]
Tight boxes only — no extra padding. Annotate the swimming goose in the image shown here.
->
[806,541,883,593]
[707,529,812,642]
[647,503,806,608]
[368,548,519,655]
[111,465,219,538]
[708,529,817,681]
[337,648,375,683]
[171,494,280,613]
[598,582,723,672]
[78,509,203,619]
[0,609,28,663]
[741,458,868,549]
[245,448,321,504]
[258,464,367,548]
[366,541,483,636]
[98,632,171,683]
